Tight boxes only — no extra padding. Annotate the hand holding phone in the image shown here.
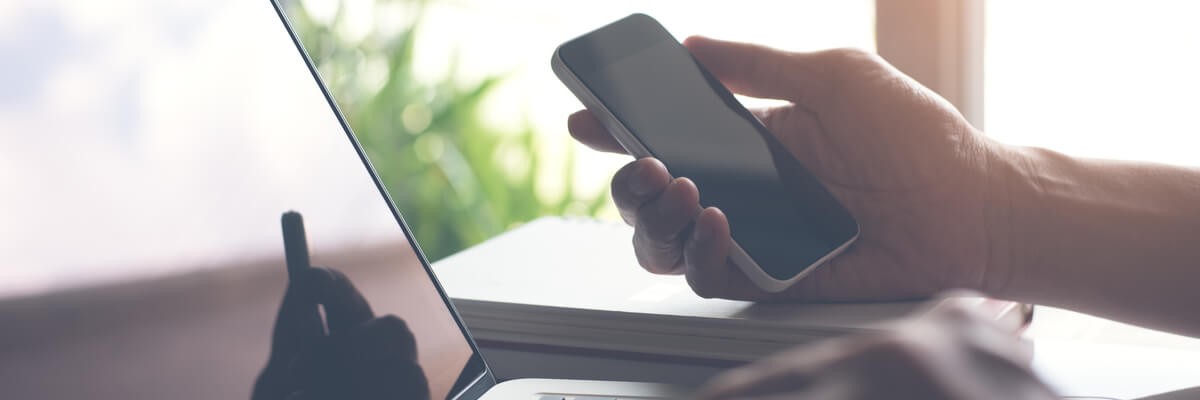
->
[559,16,1003,302]
[553,14,859,292]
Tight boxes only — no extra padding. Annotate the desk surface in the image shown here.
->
[1025,307,1200,399]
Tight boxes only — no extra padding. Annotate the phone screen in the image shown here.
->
[559,15,858,280]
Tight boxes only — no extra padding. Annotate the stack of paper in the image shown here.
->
[433,217,1025,362]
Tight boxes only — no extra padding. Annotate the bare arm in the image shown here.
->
[994,146,1200,335]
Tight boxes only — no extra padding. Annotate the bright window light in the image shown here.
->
[411,0,876,201]
[985,0,1200,166]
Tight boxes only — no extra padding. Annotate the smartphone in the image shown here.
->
[552,14,859,292]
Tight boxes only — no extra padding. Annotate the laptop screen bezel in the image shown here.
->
[267,1,496,398]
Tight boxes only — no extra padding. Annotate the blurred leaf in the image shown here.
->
[283,0,606,260]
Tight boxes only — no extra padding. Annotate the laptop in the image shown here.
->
[259,0,686,397]
[0,0,683,398]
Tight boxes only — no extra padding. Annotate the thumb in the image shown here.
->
[683,36,831,108]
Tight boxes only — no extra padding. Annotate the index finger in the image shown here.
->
[266,211,325,360]
[683,36,834,109]
[568,110,627,154]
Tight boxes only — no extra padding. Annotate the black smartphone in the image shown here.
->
[552,14,859,292]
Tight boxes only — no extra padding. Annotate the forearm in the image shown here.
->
[990,144,1200,336]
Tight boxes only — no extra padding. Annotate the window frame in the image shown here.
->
[875,0,985,128]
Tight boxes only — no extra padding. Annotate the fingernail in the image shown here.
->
[629,162,656,197]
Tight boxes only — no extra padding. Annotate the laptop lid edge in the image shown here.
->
[266,1,497,397]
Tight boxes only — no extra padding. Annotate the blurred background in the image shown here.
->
[3,1,1200,398]
[278,0,1200,261]
[10,0,1175,271]
[276,0,876,260]
[1,0,1197,299]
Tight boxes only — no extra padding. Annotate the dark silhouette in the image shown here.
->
[253,212,430,400]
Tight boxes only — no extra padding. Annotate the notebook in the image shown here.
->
[433,217,1029,363]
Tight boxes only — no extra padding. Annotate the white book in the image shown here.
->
[433,217,1027,362]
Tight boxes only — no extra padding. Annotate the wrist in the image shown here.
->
[977,140,1045,300]
[974,141,1200,334]
[980,143,1084,303]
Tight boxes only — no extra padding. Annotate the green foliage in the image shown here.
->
[284,0,608,260]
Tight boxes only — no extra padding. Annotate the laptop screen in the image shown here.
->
[0,0,486,398]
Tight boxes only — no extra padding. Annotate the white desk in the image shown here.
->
[1026,307,1200,399]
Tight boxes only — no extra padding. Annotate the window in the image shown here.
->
[985,0,1200,166]
[409,0,876,200]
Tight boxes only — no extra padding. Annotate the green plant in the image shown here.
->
[284,0,608,260]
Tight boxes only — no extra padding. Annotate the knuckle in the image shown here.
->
[611,186,634,209]
[618,209,638,226]
[634,203,685,242]
[815,48,887,80]
[823,47,876,64]
[633,230,682,273]
[610,160,666,209]
[318,266,350,284]
[373,314,408,331]
[634,219,680,248]
[610,164,637,196]
[304,267,339,293]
